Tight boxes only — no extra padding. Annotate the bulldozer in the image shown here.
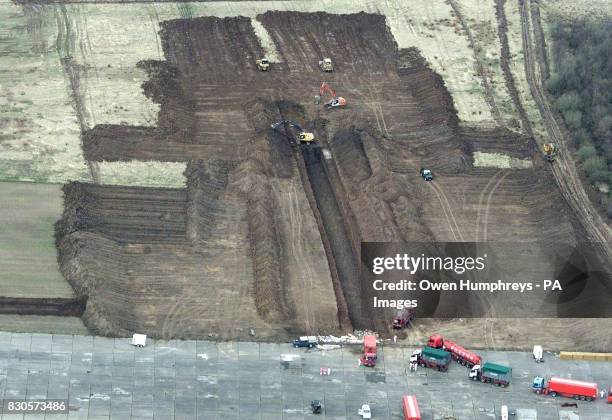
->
[319,58,333,72]
[319,82,346,110]
[256,57,270,71]
[543,143,557,162]
[271,120,315,144]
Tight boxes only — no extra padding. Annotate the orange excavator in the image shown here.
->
[319,82,346,110]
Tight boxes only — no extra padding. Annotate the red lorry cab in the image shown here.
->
[427,334,481,367]
[402,395,421,420]
[548,377,598,400]
[361,335,377,367]
[427,334,444,348]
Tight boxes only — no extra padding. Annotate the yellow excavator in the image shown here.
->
[256,57,270,71]
[271,120,315,144]
[543,143,557,162]
[319,58,333,72]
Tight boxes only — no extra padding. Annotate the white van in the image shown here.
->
[532,345,543,362]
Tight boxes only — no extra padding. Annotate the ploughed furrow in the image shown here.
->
[258,11,398,76]
[60,182,188,244]
[185,160,231,246]
[244,174,289,322]
[398,48,459,127]
[495,0,534,138]
[160,16,264,79]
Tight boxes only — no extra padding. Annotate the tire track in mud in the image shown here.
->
[482,171,510,242]
[475,170,503,242]
[495,0,534,138]
[529,0,549,82]
[428,181,464,242]
[518,0,612,265]
[285,182,316,333]
[448,0,503,126]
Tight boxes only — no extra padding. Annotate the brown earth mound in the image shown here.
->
[57,11,599,343]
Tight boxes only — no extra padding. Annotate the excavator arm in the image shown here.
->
[319,82,337,98]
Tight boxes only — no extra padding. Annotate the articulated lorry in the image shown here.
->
[410,346,451,371]
[469,362,512,387]
[428,334,482,368]
[532,377,597,401]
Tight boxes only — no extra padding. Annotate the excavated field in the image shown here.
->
[54,11,605,344]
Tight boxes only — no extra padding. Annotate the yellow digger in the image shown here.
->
[256,57,270,71]
[543,143,557,162]
[319,58,333,72]
[271,120,315,144]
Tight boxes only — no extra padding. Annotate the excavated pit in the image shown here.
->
[52,11,602,342]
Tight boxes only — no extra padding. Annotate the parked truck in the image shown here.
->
[427,334,482,368]
[360,335,377,367]
[392,308,415,329]
[532,377,597,401]
[402,395,421,420]
[410,346,451,371]
[469,362,512,387]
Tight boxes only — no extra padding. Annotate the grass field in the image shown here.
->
[0,181,73,298]
[0,315,88,335]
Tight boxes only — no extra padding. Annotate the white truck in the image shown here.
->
[532,345,543,363]
[358,403,372,418]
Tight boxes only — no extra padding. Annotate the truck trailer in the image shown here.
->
[360,335,377,367]
[428,334,482,367]
[402,395,421,420]
[469,362,512,387]
[411,346,451,371]
[532,377,597,401]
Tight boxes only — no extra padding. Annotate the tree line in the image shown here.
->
[546,17,612,218]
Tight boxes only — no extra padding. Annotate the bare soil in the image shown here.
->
[53,11,609,348]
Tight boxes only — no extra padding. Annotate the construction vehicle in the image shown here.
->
[293,336,318,348]
[532,345,543,363]
[360,335,377,367]
[410,346,451,371]
[427,334,482,368]
[469,362,512,387]
[543,143,557,162]
[358,403,372,419]
[402,395,421,420]
[271,120,315,144]
[319,82,346,110]
[420,168,433,181]
[319,57,333,72]
[255,57,270,71]
[532,377,597,401]
[310,400,322,414]
[392,308,415,329]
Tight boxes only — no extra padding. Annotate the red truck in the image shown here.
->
[392,308,415,329]
[428,334,482,367]
[360,335,377,367]
[532,377,598,401]
[402,395,421,420]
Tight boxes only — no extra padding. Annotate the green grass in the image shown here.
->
[0,181,74,298]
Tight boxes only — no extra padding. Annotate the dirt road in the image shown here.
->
[518,0,612,265]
